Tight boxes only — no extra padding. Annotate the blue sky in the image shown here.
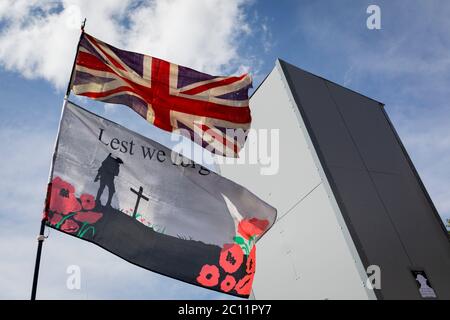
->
[0,0,449,299]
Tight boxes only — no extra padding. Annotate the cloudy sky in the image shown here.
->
[0,0,449,299]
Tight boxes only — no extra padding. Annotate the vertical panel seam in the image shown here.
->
[323,80,415,267]
[277,61,378,299]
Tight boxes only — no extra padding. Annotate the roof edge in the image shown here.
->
[276,58,385,107]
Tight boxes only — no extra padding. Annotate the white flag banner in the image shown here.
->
[44,101,276,297]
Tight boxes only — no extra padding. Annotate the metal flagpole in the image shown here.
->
[30,215,49,300]
[30,19,87,301]
[65,18,86,99]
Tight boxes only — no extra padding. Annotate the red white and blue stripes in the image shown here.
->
[72,33,252,157]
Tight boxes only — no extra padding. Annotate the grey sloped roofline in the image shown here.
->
[251,58,384,105]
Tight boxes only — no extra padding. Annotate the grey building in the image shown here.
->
[218,59,450,299]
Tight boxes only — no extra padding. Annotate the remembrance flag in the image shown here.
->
[44,100,276,298]
[71,32,252,157]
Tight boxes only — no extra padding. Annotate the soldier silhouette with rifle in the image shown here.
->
[95,153,123,207]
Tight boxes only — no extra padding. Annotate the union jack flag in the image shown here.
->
[71,33,252,157]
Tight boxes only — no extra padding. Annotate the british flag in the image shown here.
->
[71,33,252,157]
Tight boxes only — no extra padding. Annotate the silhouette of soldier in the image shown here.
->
[95,153,123,207]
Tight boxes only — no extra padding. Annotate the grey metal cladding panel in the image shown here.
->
[326,82,402,174]
[281,60,450,299]
[326,80,450,297]
[371,172,450,299]
[328,167,422,299]
[279,62,364,170]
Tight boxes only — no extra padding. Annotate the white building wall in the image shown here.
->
[217,62,376,299]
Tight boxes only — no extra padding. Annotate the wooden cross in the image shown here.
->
[130,186,149,219]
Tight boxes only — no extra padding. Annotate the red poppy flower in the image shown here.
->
[235,274,254,296]
[80,194,95,210]
[49,177,81,215]
[74,211,103,224]
[61,219,80,234]
[49,213,63,226]
[196,264,220,287]
[52,176,75,193]
[220,275,236,292]
[246,246,256,274]
[238,218,269,240]
[219,244,244,274]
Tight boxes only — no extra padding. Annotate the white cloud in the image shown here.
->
[0,124,53,219]
[0,0,253,89]
[124,0,251,74]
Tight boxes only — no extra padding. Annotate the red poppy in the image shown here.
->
[49,177,81,215]
[220,275,236,292]
[246,246,256,274]
[219,244,244,274]
[61,219,80,234]
[74,211,103,224]
[238,218,269,240]
[196,264,220,287]
[80,194,95,210]
[235,274,254,296]
[49,213,63,226]
[52,176,75,193]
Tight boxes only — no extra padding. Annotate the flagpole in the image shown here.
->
[30,19,86,301]
[30,219,47,300]
[65,18,86,99]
